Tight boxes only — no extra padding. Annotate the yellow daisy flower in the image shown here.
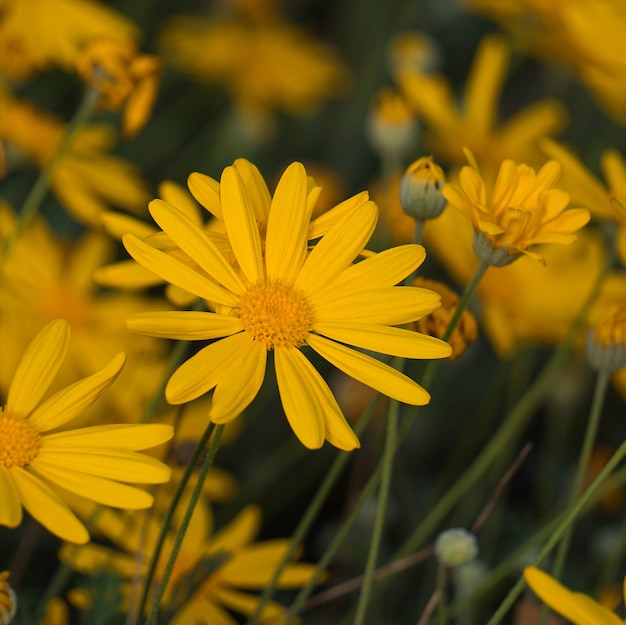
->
[442,149,590,264]
[524,566,626,625]
[123,161,452,450]
[63,503,318,625]
[0,0,138,80]
[0,319,173,544]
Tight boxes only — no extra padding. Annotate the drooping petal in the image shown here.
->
[28,353,126,432]
[127,311,243,340]
[148,199,246,294]
[308,334,431,405]
[0,467,22,527]
[7,319,70,417]
[295,201,378,295]
[12,467,88,543]
[42,424,173,451]
[123,234,237,306]
[210,338,266,423]
[28,462,154,509]
[166,333,250,404]
[265,162,310,282]
[34,448,171,484]
[314,322,452,359]
[219,166,263,284]
[274,348,326,449]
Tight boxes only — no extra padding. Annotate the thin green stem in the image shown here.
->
[353,395,399,625]
[0,87,100,265]
[436,563,447,625]
[136,422,216,620]
[484,435,626,625]
[145,424,224,625]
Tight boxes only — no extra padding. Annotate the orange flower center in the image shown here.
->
[238,279,313,350]
[0,408,40,467]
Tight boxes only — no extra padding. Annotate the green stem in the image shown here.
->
[549,369,610,579]
[436,563,447,625]
[484,435,626,625]
[0,87,100,265]
[145,424,224,625]
[353,396,399,625]
[136,422,216,620]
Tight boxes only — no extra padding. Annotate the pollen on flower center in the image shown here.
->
[0,408,41,467]
[238,279,314,350]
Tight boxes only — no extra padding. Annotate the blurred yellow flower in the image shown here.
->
[0,319,173,544]
[0,93,150,227]
[76,37,162,138]
[541,139,626,265]
[0,0,137,80]
[395,34,567,175]
[0,571,16,625]
[442,149,590,264]
[466,0,626,122]
[159,15,349,120]
[64,503,319,624]
[124,161,451,450]
[524,566,626,625]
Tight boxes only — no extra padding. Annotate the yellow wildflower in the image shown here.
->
[0,0,137,80]
[0,93,149,227]
[0,572,16,625]
[124,160,451,450]
[524,566,626,625]
[0,319,173,543]
[395,34,567,175]
[442,149,590,264]
[388,31,441,75]
[76,37,162,138]
[63,503,319,624]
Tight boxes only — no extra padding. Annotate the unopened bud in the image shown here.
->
[435,528,478,568]
[399,155,447,220]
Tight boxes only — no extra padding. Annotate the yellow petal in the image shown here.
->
[314,322,451,359]
[188,172,223,219]
[149,199,246,294]
[295,201,378,295]
[209,505,261,554]
[94,260,164,289]
[308,191,370,240]
[127,311,243,340]
[234,158,271,222]
[12,467,88,543]
[42,424,173,451]
[308,334,431,405]
[219,166,263,284]
[29,462,154,509]
[212,587,287,623]
[123,233,238,306]
[7,319,70,417]
[601,150,626,199]
[171,595,238,625]
[274,348,325,449]
[28,353,126,432]
[159,180,202,222]
[101,211,156,241]
[0,467,22,527]
[265,162,310,282]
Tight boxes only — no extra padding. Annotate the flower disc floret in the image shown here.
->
[239,279,313,349]
[0,409,40,467]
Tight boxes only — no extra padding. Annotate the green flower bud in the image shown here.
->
[435,528,478,568]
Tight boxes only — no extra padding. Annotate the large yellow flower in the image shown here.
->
[63,503,317,625]
[443,149,590,263]
[0,319,173,543]
[524,566,626,625]
[124,161,452,450]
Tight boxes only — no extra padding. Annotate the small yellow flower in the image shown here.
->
[443,149,590,264]
[124,161,452,450]
[0,319,173,544]
[524,566,626,625]
[0,572,16,625]
[586,306,626,373]
[76,37,162,138]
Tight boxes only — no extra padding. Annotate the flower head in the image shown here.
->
[524,566,626,625]
[443,149,590,264]
[399,155,447,220]
[586,306,626,373]
[0,319,173,543]
[124,161,452,450]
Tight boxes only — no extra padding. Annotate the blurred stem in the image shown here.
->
[484,435,626,625]
[547,369,609,595]
[136,421,216,622]
[436,563,447,625]
[353,391,399,625]
[0,87,100,265]
[145,424,224,625]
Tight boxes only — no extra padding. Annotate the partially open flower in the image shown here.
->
[586,306,626,373]
[76,37,162,138]
[399,156,447,221]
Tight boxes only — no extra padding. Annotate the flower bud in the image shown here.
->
[399,156,447,220]
[0,572,16,625]
[435,528,478,568]
[586,307,626,373]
